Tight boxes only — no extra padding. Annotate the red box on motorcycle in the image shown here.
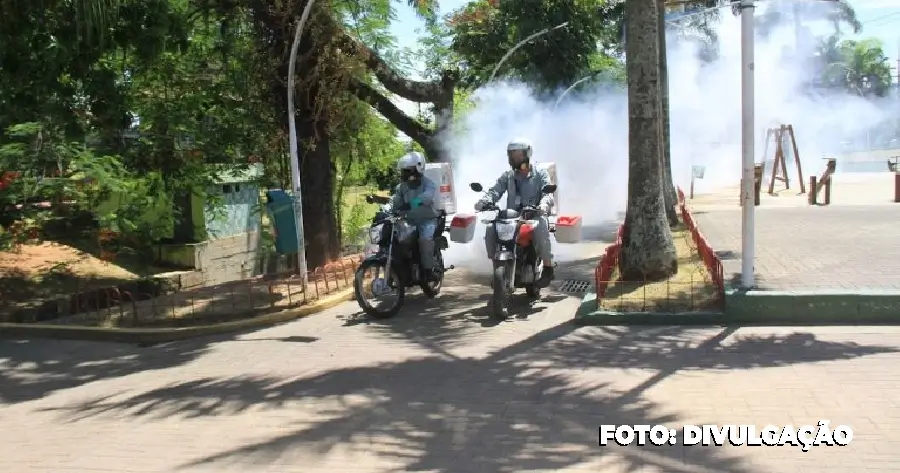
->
[449,213,477,244]
[554,215,583,243]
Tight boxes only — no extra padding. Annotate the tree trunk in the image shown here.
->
[620,0,678,282]
[263,10,340,270]
[297,103,340,268]
[429,71,457,162]
[658,0,679,227]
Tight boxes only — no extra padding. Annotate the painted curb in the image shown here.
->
[575,291,900,326]
[0,288,354,344]
[724,287,900,324]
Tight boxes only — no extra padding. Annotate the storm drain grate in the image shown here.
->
[556,279,592,293]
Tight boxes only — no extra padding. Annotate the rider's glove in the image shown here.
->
[540,201,552,215]
[474,201,487,211]
[410,196,423,208]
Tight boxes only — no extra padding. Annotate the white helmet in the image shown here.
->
[507,137,533,168]
[396,151,426,174]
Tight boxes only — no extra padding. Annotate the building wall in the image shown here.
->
[205,182,261,240]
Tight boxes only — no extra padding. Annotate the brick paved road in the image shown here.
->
[693,205,900,290]
[3,274,900,472]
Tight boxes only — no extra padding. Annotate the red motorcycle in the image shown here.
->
[469,182,556,319]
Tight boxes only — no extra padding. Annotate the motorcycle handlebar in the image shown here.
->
[475,205,544,216]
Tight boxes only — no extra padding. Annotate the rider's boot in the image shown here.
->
[536,265,554,288]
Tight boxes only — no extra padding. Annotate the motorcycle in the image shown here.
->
[353,194,454,319]
[469,182,557,319]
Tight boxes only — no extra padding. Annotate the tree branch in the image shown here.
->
[348,77,435,146]
[337,29,444,103]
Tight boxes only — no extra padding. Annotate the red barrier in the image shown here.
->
[676,186,725,295]
[594,224,624,298]
[593,191,726,305]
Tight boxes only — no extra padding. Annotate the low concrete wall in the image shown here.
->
[155,231,263,285]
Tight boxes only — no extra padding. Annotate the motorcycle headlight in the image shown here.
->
[495,221,517,241]
[369,224,383,244]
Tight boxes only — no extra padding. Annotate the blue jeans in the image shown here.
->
[415,220,438,270]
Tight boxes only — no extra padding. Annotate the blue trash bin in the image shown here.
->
[265,190,301,254]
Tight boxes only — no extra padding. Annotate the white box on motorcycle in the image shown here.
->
[554,215,583,243]
[449,214,477,244]
[534,162,558,216]
[423,162,457,214]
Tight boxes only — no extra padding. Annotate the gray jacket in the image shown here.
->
[479,165,555,213]
[389,176,439,224]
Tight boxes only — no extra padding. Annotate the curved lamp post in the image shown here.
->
[553,70,616,109]
[287,0,317,286]
[487,22,570,84]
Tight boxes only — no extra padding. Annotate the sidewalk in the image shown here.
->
[3,290,900,472]
[689,172,900,290]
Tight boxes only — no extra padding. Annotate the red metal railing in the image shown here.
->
[1,254,364,326]
[677,186,724,295]
[594,224,624,298]
[594,188,725,301]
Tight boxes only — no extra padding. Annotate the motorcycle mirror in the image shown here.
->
[470,182,483,192]
[542,184,557,194]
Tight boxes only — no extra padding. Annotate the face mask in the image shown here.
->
[508,151,526,170]
[401,169,421,186]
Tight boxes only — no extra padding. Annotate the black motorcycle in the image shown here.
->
[353,194,453,318]
[470,182,557,319]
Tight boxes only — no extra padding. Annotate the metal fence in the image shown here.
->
[1,253,363,327]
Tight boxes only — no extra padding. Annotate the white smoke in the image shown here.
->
[442,8,894,271]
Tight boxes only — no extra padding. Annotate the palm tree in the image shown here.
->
[820,38,893,97]
[757,0,862,50]
[620,0,678,281]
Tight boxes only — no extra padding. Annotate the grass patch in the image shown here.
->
[599,226,720,312]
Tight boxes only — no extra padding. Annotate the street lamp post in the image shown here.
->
[287,0,317,287]
[738,0,756,288]
[487,22,570,83]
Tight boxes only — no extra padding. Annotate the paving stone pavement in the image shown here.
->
[690,173,900,290]
[3,271,900,473]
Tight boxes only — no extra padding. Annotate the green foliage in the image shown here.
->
[341,198,373,247]
[448,0,622,91]
[817,37,893,97]
[0,122,172,249]
[0,0,427,263]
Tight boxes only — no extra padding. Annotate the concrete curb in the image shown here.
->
[574,292,725,326]
[725,287,900,324]
[0,288,354,344]
[575,291,900,326]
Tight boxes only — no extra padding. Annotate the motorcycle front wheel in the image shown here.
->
[420,251,444,298]
[491,261,511,320]
[354,260,405,319]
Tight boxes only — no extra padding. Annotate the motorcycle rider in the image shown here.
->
[475,137,555,288]
[388,151,440,282]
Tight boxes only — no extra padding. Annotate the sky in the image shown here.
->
[385,0,900,118]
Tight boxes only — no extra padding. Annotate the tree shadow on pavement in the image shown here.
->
[40,323,899,473]
[336,271,573,355]
[0,333,228,405]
